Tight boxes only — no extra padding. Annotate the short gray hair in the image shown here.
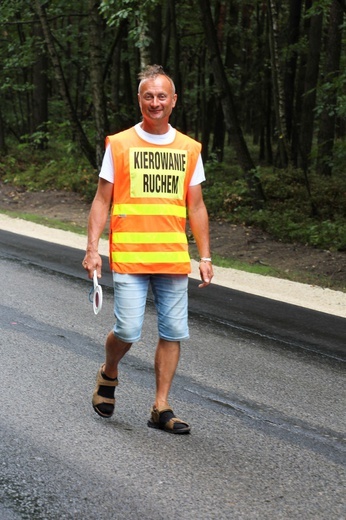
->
[138,64,176,94]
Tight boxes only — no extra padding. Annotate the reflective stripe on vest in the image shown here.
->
[112,203,186,218]
[111,251,190,264]
[112,232,187,244]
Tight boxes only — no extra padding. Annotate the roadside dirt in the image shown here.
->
[0,181,345,291]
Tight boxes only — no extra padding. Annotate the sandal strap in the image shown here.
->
[96,366,119,387]
[96,375,118,387]
[92,394,115,406]
[151,406,173,423]
[165,416,189,430]
[151,406,189,430]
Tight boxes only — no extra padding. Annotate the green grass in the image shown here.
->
[208,253,280,275]
[0,210,87,235]
[0,209,110,239]
[188,250,343,291]
[205,252,342,289]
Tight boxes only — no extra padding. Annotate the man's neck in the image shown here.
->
[140,121,170,135]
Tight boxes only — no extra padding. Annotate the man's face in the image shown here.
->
[138,75,177,125]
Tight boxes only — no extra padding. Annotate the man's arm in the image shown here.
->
[187,184,213,288]
[82,178,113,278]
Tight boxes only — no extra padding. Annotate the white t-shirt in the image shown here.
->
[99,123,205,186]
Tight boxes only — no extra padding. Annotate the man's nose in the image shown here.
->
[150,96,160,106]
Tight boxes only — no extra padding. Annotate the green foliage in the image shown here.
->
[304,0,332,18]
[100,0,159,26]
[99,0,159,50]
[330,140,346,174]
[315,70,346,126]
[203,158,346,252]
[203,161,249,218]
[0,139,98,202]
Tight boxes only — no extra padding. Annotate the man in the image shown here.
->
[82,64,213,434]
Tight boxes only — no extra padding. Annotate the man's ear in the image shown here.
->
[172,94,177,108]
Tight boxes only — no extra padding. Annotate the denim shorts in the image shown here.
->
[112,273,189,343]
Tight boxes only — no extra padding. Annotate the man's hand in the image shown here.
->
[198,260,213,288]
[82,250,102,279]
[82,178,113,279]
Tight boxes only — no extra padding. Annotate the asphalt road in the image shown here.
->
[0,232,345,519]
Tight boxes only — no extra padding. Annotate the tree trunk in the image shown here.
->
[268,0,290,167]
[15,17,30,137]
[107,19,133,130]
[197,0,265,206]
[167,0,183,132]
[148,4,163,64]
[0,106,7,153]
[316,1,344,176]
[33,0,96,168]
[89,0,107,170]
[284,0,302,141]
[298,8,323,171]
[31,20,48,149]
[162,1,171,65]
[291,0,312,166]
[212,100,225,161]
[264,67,273,165]
[198,49,212,161]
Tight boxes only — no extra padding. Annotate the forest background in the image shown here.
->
[0,0,345,288]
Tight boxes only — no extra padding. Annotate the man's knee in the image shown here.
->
[113,322,141,343]
[158,318,189,341]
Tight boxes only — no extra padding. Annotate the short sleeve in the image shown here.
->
[189,154,205,186]
[99,145,114,183]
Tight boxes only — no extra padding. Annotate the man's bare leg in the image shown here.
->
[92,331,131,417]
[154,339,180,409]
[149,339,190,433]
[103,330,132,378]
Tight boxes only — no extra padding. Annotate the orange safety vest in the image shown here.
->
[106,127,201,274]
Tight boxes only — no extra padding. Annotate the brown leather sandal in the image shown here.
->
[147,406,190,434]
[92,365,118,418]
